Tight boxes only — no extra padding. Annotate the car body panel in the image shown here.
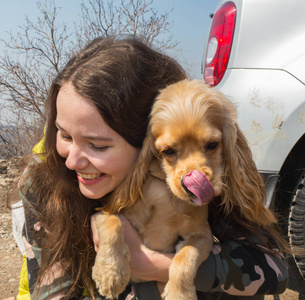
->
[224,0,305,82]
[203,0,305,174]
[219,68,305,172]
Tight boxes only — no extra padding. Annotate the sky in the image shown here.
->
[0,0,219,79]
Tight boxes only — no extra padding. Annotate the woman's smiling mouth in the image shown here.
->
[77,172,105,185]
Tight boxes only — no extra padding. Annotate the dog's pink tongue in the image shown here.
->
[183,170,215,206]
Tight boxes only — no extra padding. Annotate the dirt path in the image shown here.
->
[0,212,22,298]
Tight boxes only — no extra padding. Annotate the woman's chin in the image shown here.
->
[79,184,107,200]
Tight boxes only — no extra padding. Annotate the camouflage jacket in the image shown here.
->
[19,173,288,300]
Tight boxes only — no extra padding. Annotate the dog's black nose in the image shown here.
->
[181,177,190,193]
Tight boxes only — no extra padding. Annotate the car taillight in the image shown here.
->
[204,2,236,87]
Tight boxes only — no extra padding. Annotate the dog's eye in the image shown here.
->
[161,148,176,156]
[206,142,219,151]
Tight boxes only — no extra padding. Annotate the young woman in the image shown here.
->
[19,36,288,299]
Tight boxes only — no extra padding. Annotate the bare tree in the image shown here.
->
[0,0,177,158]
[76,0,176,51]
[0,0,72,158]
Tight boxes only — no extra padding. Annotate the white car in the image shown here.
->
[202,0,305,279]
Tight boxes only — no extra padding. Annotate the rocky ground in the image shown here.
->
[0,157,305,299]
[0,158,26,299]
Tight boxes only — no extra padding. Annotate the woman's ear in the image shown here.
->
[103,126,155,214]
[221,102,277,226]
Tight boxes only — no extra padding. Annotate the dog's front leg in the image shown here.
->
[161,229,213,300]
[92,213,130,299]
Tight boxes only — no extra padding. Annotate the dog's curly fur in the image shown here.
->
[92,79,277,300]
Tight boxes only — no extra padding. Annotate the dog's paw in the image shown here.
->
[92,263,130,299]
[161,281,197,300]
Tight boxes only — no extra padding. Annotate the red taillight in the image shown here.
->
[204,2,236,87]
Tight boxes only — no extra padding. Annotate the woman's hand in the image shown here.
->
[91,212,173,284]
[118,215,174,284]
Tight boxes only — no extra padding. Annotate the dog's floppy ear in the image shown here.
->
[102,126,155,214]
[221,101,277,226]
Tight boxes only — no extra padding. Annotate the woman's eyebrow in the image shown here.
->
[55,121,66,131]
[83,135,113,142]
[55,121,113,141]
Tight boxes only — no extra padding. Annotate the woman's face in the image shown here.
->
[56,83,140,199]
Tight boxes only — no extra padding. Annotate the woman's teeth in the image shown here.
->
[77,172,102,180]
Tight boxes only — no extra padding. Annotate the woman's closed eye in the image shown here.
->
[89,144,110,152]
[59,131,72,141]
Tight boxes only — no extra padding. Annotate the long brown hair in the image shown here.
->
[24,36,186,298]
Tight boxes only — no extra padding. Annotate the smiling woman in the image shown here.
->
[18,35,187,299]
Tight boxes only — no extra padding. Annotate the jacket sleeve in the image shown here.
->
[194,238,288,296]
[123,230,288,300]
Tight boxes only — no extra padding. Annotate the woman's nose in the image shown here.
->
[65,144,88,171]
